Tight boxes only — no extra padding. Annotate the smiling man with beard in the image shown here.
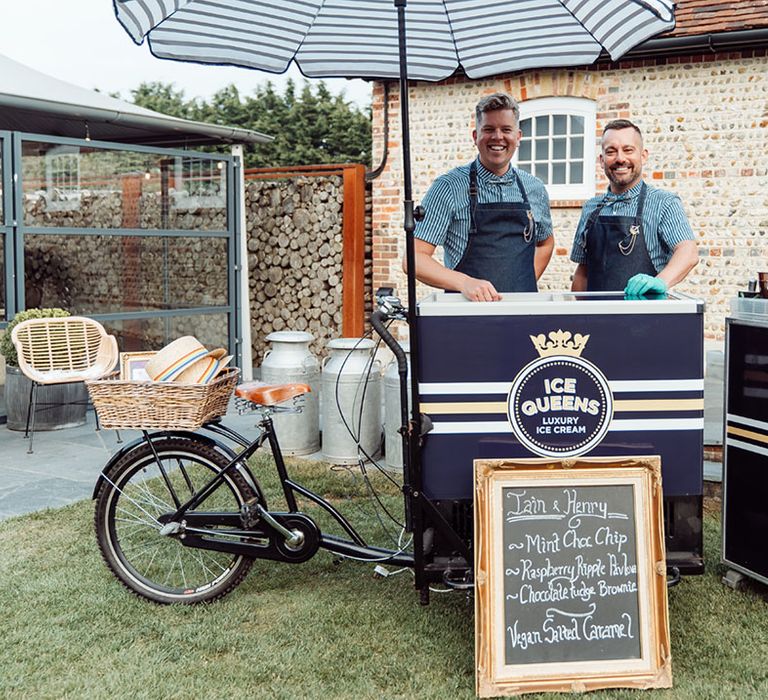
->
[405,93,554,302]
[570,119,697,295]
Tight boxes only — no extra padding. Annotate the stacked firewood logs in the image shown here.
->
[246,176,344,361]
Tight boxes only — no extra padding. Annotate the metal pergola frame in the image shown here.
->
[1,132,243,368]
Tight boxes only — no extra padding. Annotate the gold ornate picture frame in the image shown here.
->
[119,351,157,381]
[474,456,671,697]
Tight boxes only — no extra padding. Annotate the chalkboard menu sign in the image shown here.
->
[475,457,671,697]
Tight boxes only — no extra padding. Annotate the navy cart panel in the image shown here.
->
[417,292,704,501]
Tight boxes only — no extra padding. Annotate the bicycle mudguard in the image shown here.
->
[90,430,261,499]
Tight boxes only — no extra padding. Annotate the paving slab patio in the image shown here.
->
[0,406,264,521]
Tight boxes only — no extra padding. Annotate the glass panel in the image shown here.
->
[25,234,228,313]
[571,137,584,159]
[103,313,229,354]
[518,162,533,175]
[21,141,228,230]
[521,119,532,138]
[571,115,585,135]
[570,162,584,184]
[553,138,567,160]
[518,140,532,161]
[535,139,549,161]
[534,162,549,184]
[552,163,566,185]
[535,116,549,136]
[553,115,567,135]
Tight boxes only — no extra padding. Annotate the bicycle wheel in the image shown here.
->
[94,437,257,604]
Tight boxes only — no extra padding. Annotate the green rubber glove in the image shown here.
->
[624,273,668,297]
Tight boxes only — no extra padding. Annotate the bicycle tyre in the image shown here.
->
[94,437,257,604]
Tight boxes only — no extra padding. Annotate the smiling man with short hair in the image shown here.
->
[570,119,698,295]
[404,93,554,302]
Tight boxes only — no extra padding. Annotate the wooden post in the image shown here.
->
[342,164,366,337]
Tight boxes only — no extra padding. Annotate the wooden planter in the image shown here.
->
[5,366,88,432]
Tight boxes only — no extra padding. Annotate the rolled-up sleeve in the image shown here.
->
[415,175,455,246]
[532,185,553,242]
[657,194,695,253]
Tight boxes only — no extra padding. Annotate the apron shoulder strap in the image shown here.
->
[633,181,648,232]
[511,168,531,206]
[469,161,478,234]
[581,194,611,249]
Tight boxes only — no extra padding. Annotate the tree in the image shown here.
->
[130,82,196,120]
[130,80,371,168]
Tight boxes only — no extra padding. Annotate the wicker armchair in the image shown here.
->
[11,316,119,452]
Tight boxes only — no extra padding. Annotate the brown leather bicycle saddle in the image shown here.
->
[235,382,311,406]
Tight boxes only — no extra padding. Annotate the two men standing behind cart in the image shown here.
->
[571,119,698,294]
[406,94,697,300]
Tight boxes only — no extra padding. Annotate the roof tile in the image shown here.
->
[670,0,768,37]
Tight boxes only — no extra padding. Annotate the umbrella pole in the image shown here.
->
[395,0,426,597]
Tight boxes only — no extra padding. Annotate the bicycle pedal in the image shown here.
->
[240,497,262,529]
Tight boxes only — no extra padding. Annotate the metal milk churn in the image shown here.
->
[384,341,410,472]
[261,331,320,456]
[321,338,382,464]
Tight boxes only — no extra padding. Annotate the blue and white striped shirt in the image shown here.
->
[570,181,695,272]
[415,158,553,269]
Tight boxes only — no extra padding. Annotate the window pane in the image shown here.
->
[570,162,584,184]
[571,137,584,159]
[22,141,228,231]
[571,115,585,135]
[518,140,532,161]
[25,234,228,313]
[535,139,549,161]
[552,163,566,185]
[521,119,532,138]
[553,138,567,160]
[103,314,229,353]
[518,162,533,175]
[534,162,549,184]
[535,116,549,136]
[553,115,567,135]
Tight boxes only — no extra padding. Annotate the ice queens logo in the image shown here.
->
[507,330,613,458]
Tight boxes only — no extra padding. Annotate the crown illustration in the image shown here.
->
[530,330,589,358]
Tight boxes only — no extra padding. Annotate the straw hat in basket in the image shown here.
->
[175,354,233,385]
[145,336,227,383]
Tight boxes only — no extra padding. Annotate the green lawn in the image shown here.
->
[2,456,768,699]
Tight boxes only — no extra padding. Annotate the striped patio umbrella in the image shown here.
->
[112,0,676,467]
[114,0,674,82]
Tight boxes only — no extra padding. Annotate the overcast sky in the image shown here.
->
[0,1,373,108]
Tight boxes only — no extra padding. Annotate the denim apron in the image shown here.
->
[584,182,656,292]
[453,161,537,293]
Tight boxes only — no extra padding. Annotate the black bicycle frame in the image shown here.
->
[141,417,414,568]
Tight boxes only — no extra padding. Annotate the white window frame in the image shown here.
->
[515,97,596,201]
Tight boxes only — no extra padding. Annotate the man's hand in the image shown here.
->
[624,273,667,297]
[461,277,502,302]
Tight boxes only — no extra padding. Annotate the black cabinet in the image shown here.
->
[723,318,768,584]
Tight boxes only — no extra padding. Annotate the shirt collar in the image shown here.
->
[475,157,516,183]
[603,180,644,202]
